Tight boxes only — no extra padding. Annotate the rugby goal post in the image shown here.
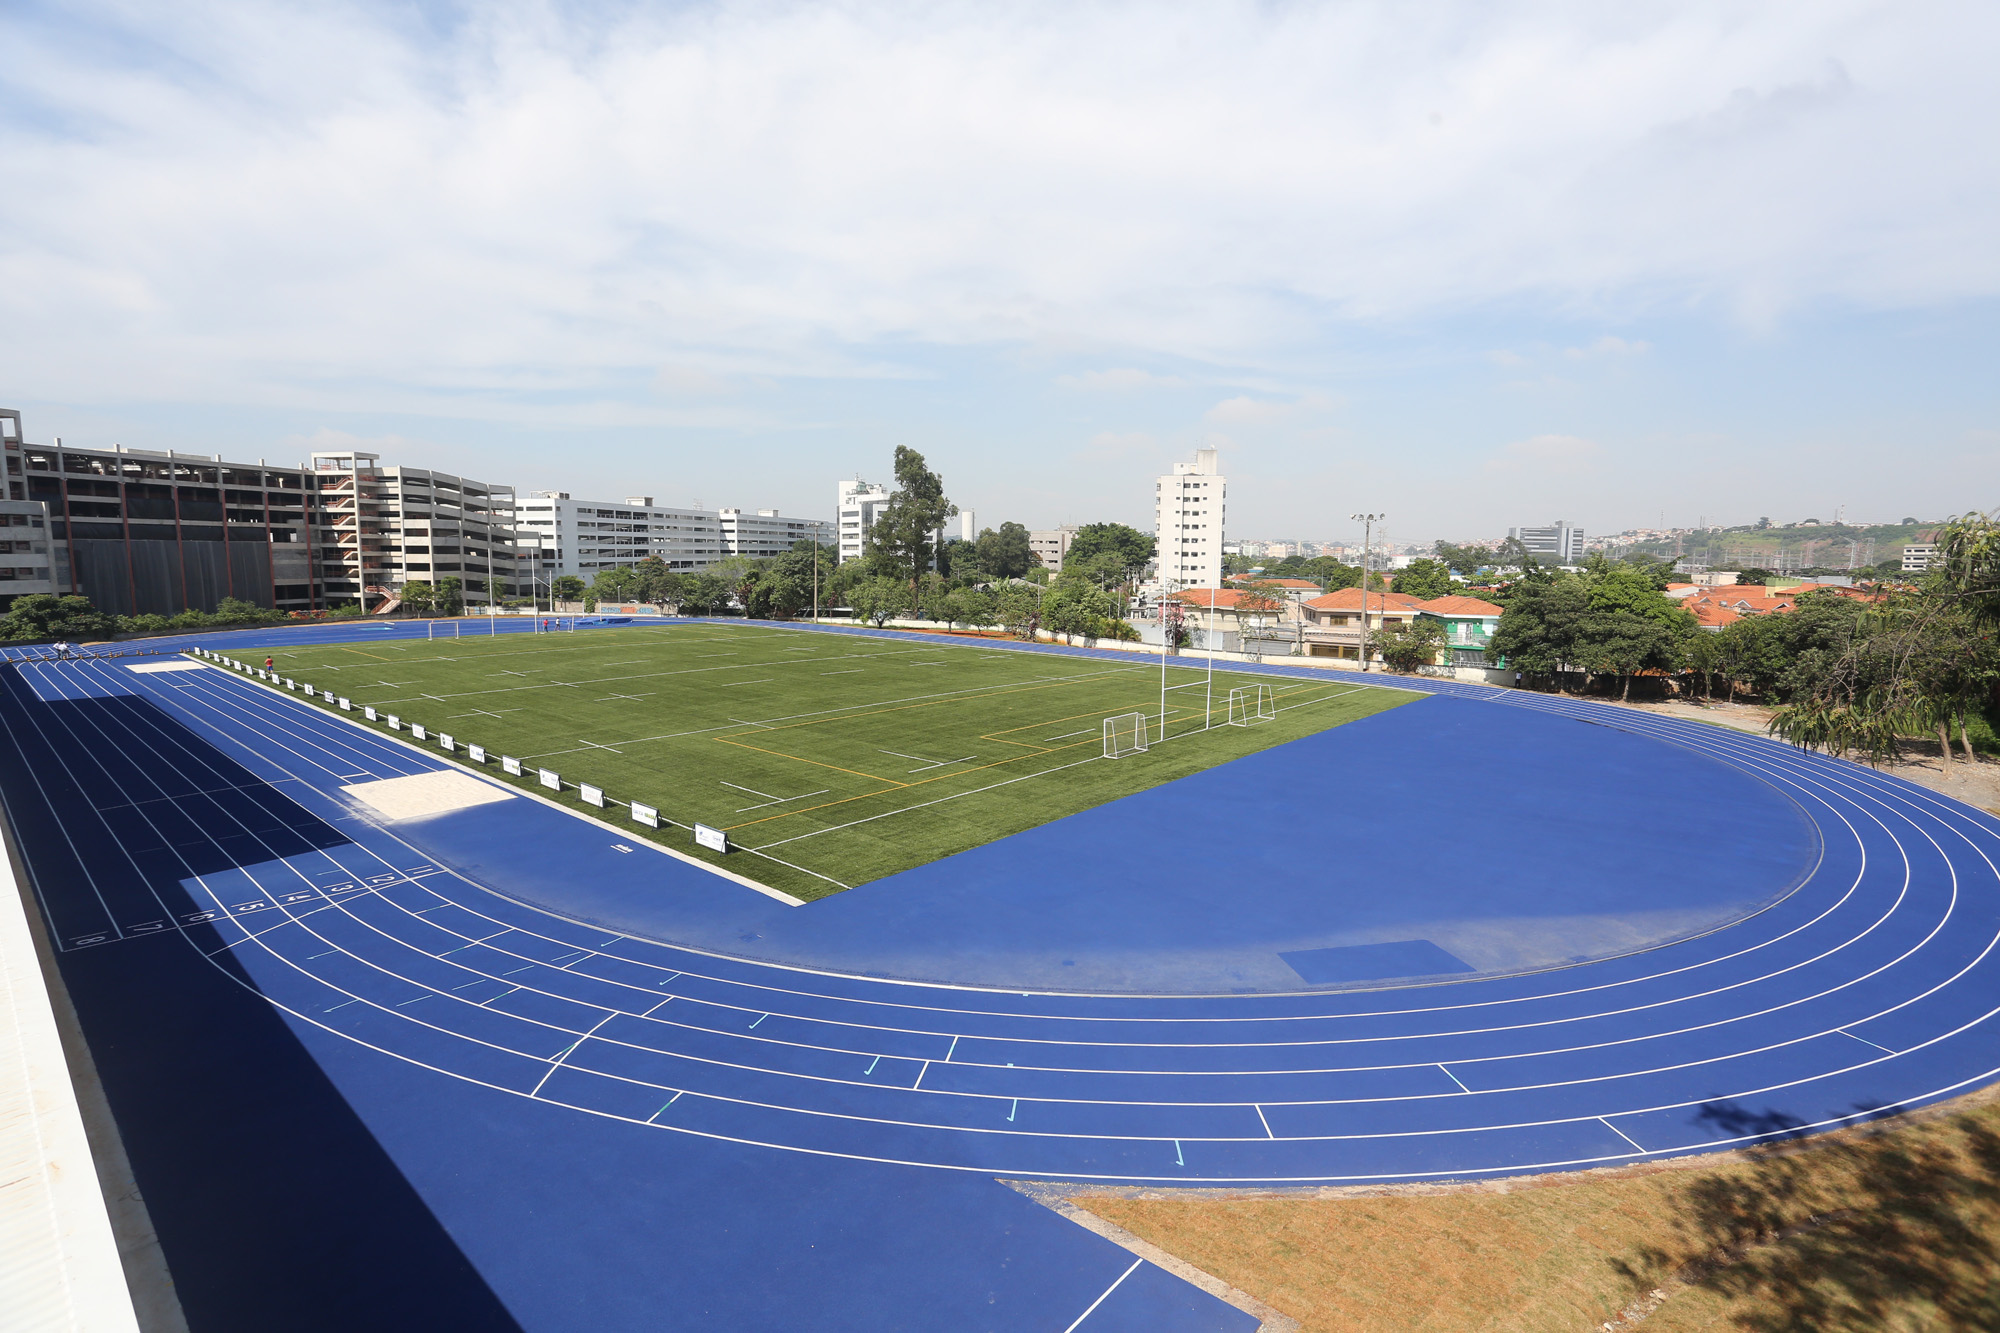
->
[1103,712,1149,759]
[1226,683,1275,726]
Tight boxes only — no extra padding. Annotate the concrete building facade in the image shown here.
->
[1154,448,1226,588]
[0,499,56,602]
[837,478,891,565]
[1029,524,1079,570]
[16,425,318,617]
[1508,520,1585,566]
[510,494,723,589]
[306,452,514,612]
[719,508,834,559]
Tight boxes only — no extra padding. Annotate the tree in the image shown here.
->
[591,566,641,604]
[1373,619,1449,673]
[848,577,908,628]
[1433,542,1497,577]
[400,580,438,615]
[1,593,116,641]
[975,522,1034,579]
[1303,558,1362,592]
[209,597,285,626]
[550,575,586,604]
[1487,574,1592,688]
[995,583,1041,640]
[680,570,731,615]
[866,446,957,600]
[1065,523,1154,578]
[955,587,999,633]
[1574,609,1682,700]
[1391,558,1455,601]
[1043,576,1115,644]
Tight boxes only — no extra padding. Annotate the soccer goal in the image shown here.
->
[1226,683,1275,726]
[1103,712,1150,758]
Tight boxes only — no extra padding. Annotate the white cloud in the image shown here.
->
[1057,368,1184,392]
[2,1,1996,420]
[1081,430,1157,456]
[1204,394,1332,425]
[1565,336,1652,359]
[1485,434,1604,474]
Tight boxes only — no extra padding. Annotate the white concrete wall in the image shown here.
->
[0,825,143,1332]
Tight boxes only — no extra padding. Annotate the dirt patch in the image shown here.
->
[1073,1086,2000,1332]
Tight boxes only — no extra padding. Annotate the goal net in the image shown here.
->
[1227,684,1275,726]
[1103,712,1149,759]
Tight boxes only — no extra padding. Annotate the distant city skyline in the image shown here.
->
[4,4,1995,538]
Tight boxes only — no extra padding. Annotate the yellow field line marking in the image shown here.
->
[711,739,908,787]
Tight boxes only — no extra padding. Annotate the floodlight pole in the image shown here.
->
[1350,512,1384,671]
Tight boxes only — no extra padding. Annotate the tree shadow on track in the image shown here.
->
[1609,1101,2000,1331]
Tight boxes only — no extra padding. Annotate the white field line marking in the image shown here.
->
[1255,1105,1276,1138]
[1063,1260,1144,1333]
[722,780,783,802]
[720,679,773,687]
[747,755,1102,851]
[821,669,861,675]
[905,756,977,773]
[735,789,830,814]
[1439,1065,1472,1094]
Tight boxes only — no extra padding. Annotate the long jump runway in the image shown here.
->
[4,627,2000,1330]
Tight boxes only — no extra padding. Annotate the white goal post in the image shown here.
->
[1103,712,1149,758]
[1227,684,1275,726]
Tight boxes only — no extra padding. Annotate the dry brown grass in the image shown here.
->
[1076,1094,2000,1332]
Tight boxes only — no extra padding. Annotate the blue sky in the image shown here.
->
[3,1,1995,545]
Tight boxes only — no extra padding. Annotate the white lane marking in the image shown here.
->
[1062,1259,1144,1333]
[1600,1117,1648,1153]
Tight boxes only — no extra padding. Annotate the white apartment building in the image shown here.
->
[307,451,515,610]
[838,477,891,564]
[1154,448,1226,588]
[719,508,835,559]
[510,494,724,588]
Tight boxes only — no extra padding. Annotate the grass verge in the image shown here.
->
[1078,1091,2000,1332]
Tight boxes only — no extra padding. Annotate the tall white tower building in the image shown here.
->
[837,477,892,564]
[1154,447,1226,588]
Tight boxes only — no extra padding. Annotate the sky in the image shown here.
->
[3,1,1996,547]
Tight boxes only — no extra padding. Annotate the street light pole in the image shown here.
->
[1350,512,1383,671]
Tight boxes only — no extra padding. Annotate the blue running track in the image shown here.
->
[4,617,1999,1331]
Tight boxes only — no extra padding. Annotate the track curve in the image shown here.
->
[5,629,1999,1187]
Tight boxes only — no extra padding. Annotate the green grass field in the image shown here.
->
[263,623,1411,899]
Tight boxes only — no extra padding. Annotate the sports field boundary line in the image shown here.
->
[201,652,807,907]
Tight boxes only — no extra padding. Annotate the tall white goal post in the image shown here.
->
[1103,712,1150,759]
[1226,684,1275,727]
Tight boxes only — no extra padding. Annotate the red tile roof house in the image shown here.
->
[1292,588,1504,666]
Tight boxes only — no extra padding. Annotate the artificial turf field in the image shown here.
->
[258,621,1410,899]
